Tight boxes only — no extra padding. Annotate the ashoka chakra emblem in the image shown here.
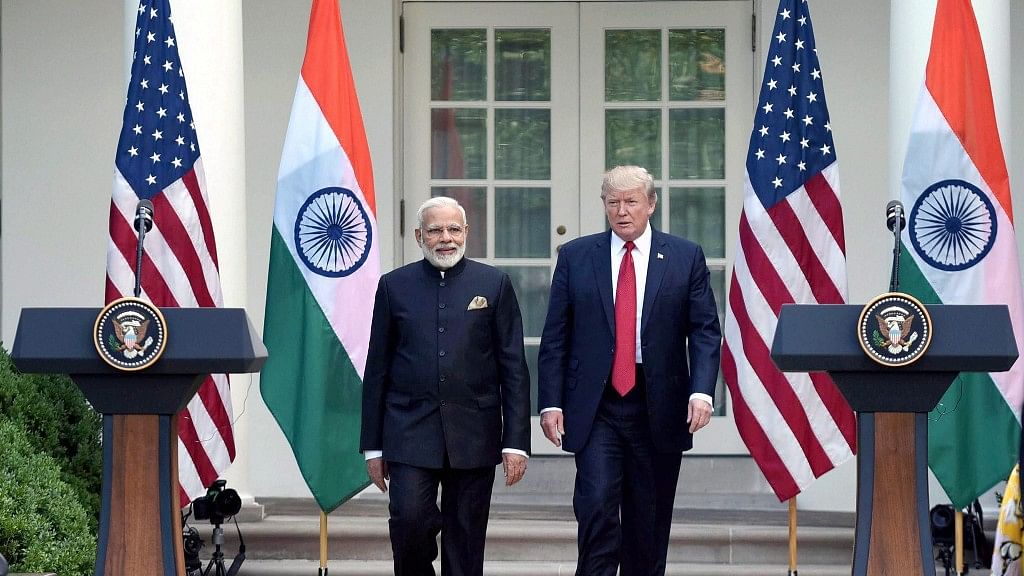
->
[294,187,372,277]
[908,179,996,272]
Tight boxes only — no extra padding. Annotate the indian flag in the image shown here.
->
[260,0,378,513]
[899,0,1023,508]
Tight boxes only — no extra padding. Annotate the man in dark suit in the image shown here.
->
[538,165,721,576]
[360,196,531,576]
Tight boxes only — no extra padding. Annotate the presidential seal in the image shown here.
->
[93,297,168,371]
[857,292,932,367]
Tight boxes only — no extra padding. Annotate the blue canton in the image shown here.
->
[115,0,200,198]
[747,0,836,209]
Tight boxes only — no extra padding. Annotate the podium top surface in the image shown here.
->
[12,307,267,375]
[771,304,1017,373]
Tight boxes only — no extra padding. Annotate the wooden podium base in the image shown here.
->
[96,415,185,576]
[854,412,935,575]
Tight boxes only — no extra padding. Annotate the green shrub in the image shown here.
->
[0,419,97,575]
[0,348,102,525]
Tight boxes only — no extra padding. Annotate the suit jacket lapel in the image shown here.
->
[592,231,616,335]
[641,230,668,337]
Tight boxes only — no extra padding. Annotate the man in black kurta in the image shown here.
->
[360,196,531,576]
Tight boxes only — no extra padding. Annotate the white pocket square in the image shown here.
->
[468,296,488,310]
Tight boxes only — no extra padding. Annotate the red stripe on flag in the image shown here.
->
[109,203,178,306]
[767,200,844,305]
[727,277,835,477]
[809,372,857,452]
[182,169,219,271]
[804,173,846,255]
[722,342,801,500]
[150,194,216,307]
[738,214,793,314]
[177,402,221,488]
[196,378,235,460]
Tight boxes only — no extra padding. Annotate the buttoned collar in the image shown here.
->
[420,255,468,278]
[610,223,653,257]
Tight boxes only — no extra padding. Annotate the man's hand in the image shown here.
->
[502,453,527,486]
[687,398,713,434]
[367,457,389,493]
[540,411,564,447]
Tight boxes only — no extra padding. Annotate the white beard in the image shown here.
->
[420,240,466,270]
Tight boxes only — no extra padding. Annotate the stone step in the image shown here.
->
[190,502,856,567]
[237,559,856,575]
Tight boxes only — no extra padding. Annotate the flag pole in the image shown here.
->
[788,497,798,576]
[954,509,964,575]
[319,510,328,576]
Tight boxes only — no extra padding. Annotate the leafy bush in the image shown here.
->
[0,419,96,575]
[0,348,102,525]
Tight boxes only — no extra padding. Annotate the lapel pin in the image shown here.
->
[657,253,664,259]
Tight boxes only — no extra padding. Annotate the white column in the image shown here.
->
[126,0,254,503]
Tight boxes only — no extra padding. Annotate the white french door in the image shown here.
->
[403,1,753,454]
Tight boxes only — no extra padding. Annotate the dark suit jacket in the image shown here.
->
[538,228,721,454]
[360,257,531,469]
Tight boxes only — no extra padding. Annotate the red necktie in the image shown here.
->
[612,241,637,396]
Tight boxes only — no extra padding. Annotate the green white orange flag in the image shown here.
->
[260,0,377,513]
[899,0,1023,508]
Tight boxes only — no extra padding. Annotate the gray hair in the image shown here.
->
[601,165,656,202]
[416,196,467,229]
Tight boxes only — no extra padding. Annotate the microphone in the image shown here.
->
[134,199,154,233]
[886,200,903,292]
[133,200,154,298]
[885,200,905,233]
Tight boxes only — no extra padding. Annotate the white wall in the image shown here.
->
[1,1,123,344]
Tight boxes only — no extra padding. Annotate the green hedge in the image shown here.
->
[0,349,102,525]
[0,419,96,575]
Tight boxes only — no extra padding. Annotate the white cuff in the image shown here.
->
[364,450,383,461]
[502,448,529,458]
[689,393,713,411]
[540,407,562,414]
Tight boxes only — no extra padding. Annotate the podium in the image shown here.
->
[11,307,266,576]
[772,303,1016,575]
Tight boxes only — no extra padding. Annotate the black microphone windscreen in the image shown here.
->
[885,200,906,231]
[134,199,155,233]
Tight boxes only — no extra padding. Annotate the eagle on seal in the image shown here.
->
[876,313,914,348]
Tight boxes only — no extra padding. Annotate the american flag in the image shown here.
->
[106,0,232,503]
[722,0,856,501]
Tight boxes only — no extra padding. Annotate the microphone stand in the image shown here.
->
[889,206,903,293]
[134,219,147,298]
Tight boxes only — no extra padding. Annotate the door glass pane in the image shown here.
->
[525,343,540,413]
[432,29,487,101]
[669,187,725,258]
[495,187,550,258]
[431,186,486,259]
[605,30,661,101]
[498,265,551,339]
[710,267,726,416]
[431,108,487,180]
[495,109,551,180]
[495,29,551,101]
[669,29,725,101]
[669,108,725,180]
[605,109,661,177]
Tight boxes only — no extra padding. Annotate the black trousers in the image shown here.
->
[387,460,496,576]
[573,367,683,576]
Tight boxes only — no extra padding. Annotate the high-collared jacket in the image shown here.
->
[360,257,531,469]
